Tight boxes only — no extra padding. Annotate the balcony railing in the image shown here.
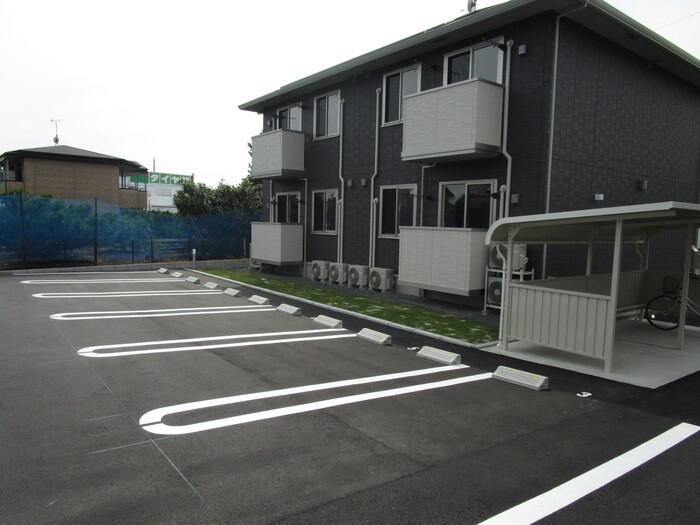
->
[250,130,305,179]
[250,222,304,265]
[401,78,503,163]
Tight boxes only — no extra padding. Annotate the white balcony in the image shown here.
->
[397,226,488,296]
[401,79,503,163]
[250,222,304,265]
[251,130,305,179]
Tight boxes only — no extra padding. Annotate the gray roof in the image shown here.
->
[1,145,147,171]
[240,0,700,113]
[485,202,700,244]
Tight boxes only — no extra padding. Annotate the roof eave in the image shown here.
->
[239,0,699,114]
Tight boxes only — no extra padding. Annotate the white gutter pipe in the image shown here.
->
[301,177,308,275]
[502,39,514,218]
[543,1,589,277]
[337,98,346,263]
[369,88,381,267]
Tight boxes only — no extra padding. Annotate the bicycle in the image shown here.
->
[644,246,700,330]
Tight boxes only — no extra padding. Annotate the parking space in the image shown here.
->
[1,270,699,524]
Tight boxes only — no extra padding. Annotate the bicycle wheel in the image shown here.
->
[645,295,680,330]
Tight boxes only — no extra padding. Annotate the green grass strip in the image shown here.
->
[204,269,499,345]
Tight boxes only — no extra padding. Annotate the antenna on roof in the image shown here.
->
[51,118,63,145]
[467,0,477,13]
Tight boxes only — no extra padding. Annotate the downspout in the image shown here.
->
[502,39,514,218]
[420,163,436,226]
[543,1,589,276]
[337,98,346,263]
[301,177,308,276]
[499,184,507,219]
[369,88,382,267]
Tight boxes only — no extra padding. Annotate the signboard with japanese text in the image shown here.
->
[130,172,194,185]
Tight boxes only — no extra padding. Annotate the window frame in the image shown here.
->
[274,191,301,224]
[311,189,338,234]
[313,90,341,140]
[443,37,504,86]
[378,184,417,238]
[382,64,421,126]
[274,104,302,132]
[437,179,497,229]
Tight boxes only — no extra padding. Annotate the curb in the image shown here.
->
[188,269,494,352]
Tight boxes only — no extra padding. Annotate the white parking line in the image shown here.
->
[478,422,700,525]
[17,271,159,276]
[78,328,355,357]
[22,278,186,284]
[140,367,491,435]
[51,305,274,320]
[33,290,222,298]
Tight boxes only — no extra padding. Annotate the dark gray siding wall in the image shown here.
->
[257,14,557,273]
[256,11,697,279]
[546,19,700,276]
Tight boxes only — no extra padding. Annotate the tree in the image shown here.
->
[173,176,261,215]
[173,181,215,215]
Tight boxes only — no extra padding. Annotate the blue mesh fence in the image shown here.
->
[0,194,261,266]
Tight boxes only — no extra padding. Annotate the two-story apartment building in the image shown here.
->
[0,145,148,208]
[241,0,700,299]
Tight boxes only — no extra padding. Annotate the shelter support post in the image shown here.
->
[499,225,521,351]
[603,219,623,373]
[677,224,694,350]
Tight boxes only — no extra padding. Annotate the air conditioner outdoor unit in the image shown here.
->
[348,265,369,288]
[329,263,348,284]
[311,260,329,280]
[369,267,394,292]
[487,275,503,306]
[489,243,528,270]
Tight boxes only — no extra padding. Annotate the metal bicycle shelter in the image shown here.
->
[484,202,700,387]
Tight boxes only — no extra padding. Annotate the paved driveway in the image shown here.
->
[1,270,698,524]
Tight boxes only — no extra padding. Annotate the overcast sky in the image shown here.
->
[1,0,698,187]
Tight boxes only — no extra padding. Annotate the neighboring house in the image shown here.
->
[126,172,194,212]
[0,145,148,208]
[240,0,700,299]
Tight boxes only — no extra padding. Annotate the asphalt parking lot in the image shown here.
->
[1,270,699,524]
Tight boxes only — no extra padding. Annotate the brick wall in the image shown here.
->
[21,158,146,208]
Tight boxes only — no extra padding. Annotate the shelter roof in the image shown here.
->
[486,202,700,244]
